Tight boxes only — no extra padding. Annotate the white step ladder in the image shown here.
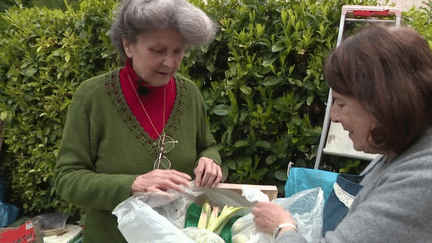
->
[314,5,402,169]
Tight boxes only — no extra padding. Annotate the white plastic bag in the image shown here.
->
[238,186,273,243]
[278,187,324,241]
[113,195,196,243]
[139,186,203,228]
[232,187,324,243]
[112,183,253,243]
[182,227,225,243]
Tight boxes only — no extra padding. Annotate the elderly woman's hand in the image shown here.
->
[252,202,297,235]
[131,169,191,196]
[194,157,222,188]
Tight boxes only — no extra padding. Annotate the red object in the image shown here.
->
[0,221,36,243]
[119,59,176,140]
[353,10,390,17]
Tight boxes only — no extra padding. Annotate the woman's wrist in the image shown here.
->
[273,222,297,238]
[130,175,145,195]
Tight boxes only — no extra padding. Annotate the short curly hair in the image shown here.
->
[325,24,432,155]
[110,0,217,60]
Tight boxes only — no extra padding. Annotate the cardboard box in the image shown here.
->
[0,221,42,243]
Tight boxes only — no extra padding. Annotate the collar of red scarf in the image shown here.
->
[123,58,174,94]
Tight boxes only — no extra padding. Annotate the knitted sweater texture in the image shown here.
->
[54,69,221,243]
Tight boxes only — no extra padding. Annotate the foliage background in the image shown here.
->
[0,0,431,218]
[0,0,80,12]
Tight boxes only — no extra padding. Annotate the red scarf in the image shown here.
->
[119,59,176,140]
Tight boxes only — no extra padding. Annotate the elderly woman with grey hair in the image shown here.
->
[54,0,222,241]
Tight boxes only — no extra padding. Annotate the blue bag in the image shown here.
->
[0,175,20,227]
[285,167,338,203]
[285,157,382,236]
[0,175,6,202]
[321,173,363,235]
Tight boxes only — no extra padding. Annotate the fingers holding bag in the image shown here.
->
[194,157,222,188]
[131,169,192,196]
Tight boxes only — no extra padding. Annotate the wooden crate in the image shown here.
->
[216,183,278,201]
[192,183,279,210]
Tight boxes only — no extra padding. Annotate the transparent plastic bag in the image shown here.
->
[112,183,252,243]
[32,212,71,236]
[136,185,203,228]
[280,187,324,241]
[232,187,324,243]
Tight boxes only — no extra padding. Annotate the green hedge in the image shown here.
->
[0,0,119,216]
[0,0,80,12]
[1,0,431,217]
[182,0,378,186]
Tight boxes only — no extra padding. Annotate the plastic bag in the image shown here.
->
[113,195,196,243]
[232,187,324,243]
[32,212,71,236]
[112,183,252,243]
[136,185,203,228]
[277,187,324,241]
[182,227,225,243]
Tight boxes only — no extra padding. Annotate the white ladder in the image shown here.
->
[314,5,402,169]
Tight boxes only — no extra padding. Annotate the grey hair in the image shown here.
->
[110,0,217,60]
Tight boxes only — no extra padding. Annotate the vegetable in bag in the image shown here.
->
[182,227,225,243]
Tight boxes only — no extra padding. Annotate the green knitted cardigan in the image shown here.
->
[54,69,221,243]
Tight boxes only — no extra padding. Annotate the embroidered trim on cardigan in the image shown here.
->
[105,70,187,158]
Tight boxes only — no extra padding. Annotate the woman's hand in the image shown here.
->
[252,202,296,235]
[194,157,222,188]
[131,169,191,196]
